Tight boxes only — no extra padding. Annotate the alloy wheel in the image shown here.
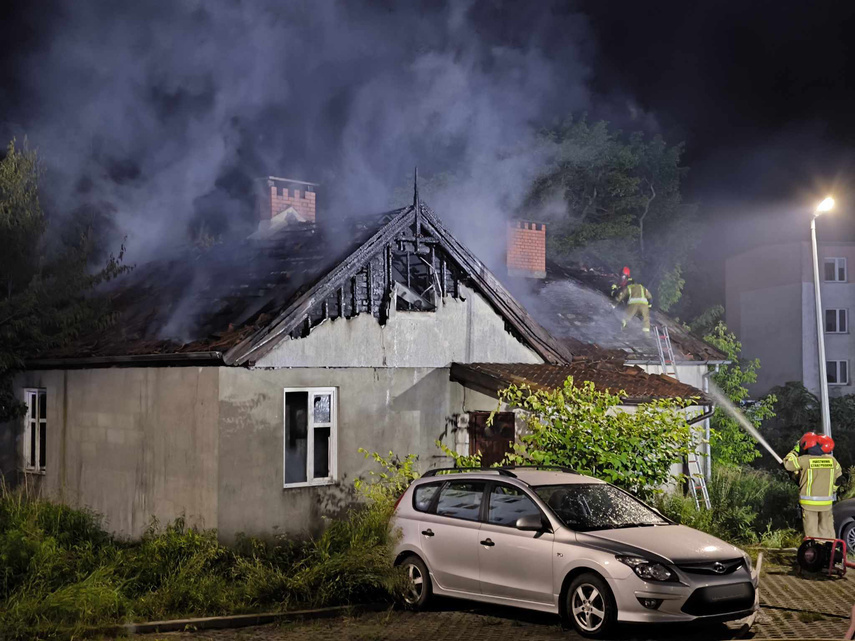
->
[404,562,424,604]
[846,525,855,557]
[571,583,606,632]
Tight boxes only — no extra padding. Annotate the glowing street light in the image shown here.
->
[810,196,835,436]
[816,197,835,214]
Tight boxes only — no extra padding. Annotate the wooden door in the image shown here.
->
[468,411,515,466]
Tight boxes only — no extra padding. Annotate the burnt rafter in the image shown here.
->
[224,203,573,366]
[281,209,457,338]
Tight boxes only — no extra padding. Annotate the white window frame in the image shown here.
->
[827,360,849,386]
[825,308,849,334]
[283,387,337,489]
[824,257,847,282]
[22,388,46,473]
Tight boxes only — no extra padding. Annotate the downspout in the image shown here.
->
[700,365,721,481]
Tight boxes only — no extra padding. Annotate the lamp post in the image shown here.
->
[811,196,835,437]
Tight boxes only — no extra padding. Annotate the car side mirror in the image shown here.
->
[516,514,550,532]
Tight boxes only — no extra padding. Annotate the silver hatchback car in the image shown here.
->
[392,467,758,638]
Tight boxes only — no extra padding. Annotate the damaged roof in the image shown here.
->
[34,204,572,367]
[507,261,727,364]
[38,212,398,362]
[451,361,707,405]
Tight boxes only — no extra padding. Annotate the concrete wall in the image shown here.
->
[725,242,803,338]
[256,285,542,368]
[5,368,220,539]
[216,367,465,541]
[0,407,18,487]
[3,364,473,542]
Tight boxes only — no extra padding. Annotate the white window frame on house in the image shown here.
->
[22,388,46,473]
[827,360,849,386]
[824,257,847,282]
[826,308,849,334]
[282,387,337,489]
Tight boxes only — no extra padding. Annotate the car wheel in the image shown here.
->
[840,521,855,557]
[399,555,432,610]
[566,573,617,639]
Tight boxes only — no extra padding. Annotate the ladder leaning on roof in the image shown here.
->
[687,452,711,510]
[654,325,680,381]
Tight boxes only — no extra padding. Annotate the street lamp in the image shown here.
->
[810,196,834,437]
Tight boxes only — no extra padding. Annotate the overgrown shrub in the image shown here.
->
[656,465,799,545]
[0,467,407,640]
[495,377,696,493]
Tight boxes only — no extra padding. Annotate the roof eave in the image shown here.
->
[625,358,732,366]
[25,351,224,370]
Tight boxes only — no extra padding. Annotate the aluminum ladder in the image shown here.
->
[687,453,711,510]
[654,325,680,381]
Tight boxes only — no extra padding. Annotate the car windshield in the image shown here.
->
[534,483,670,532]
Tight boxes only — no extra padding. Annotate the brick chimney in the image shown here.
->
[256,176,318,234]
[507,220,546,279]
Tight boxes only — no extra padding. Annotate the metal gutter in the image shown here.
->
[687,405,715,425]
[26,351,224,370]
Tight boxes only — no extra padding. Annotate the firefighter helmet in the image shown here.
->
[818,434,835,454]
[622,266,631,277]
[799,432,819,452]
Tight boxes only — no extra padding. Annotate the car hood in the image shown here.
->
[583,525,744,564]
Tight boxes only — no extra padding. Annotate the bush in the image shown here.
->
[0,473,406,640]
[496,377,696,494]
[656,465,800,545]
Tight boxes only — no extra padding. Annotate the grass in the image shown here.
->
[655,465,801,546]
[0,484,407,640]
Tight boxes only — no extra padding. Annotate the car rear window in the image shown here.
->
[413,483,441,512]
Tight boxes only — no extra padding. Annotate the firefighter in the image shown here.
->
[615,280,653,332]
[610,266,631,298]
[783,432,843,540]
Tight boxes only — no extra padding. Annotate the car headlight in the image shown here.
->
[616,555,675,582]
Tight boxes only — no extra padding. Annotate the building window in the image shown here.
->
[827,361,849,386]
[826,309,848,333]
[22,389,46,472]
[824,258,847,282]
[283,388,337,487]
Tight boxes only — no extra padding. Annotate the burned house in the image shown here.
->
[1,177,707,541]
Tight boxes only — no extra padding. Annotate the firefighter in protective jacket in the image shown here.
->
[616,281,653,332]
[783,432,842,539]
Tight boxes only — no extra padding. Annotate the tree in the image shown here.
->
[763,381,855,470]
[0,140,127,422]
[703,322,776,466]
[528,116,695,306]
[493,377,696,494]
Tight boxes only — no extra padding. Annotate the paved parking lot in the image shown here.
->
[138,556,855,641]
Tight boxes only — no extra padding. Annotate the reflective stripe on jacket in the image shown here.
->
[624,283,650,306]
[783,451,842,510]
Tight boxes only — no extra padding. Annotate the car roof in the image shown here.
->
[511,469,605,486]
[416,468,605,487]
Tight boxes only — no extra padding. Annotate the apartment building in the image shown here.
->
[726,241,855,397]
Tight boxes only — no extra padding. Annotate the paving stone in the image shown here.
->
[121,558,855,641]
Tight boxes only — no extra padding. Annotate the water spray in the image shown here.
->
[706,381,783,465]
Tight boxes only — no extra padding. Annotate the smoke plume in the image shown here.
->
[0,0,652,270]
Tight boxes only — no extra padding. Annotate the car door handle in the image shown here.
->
[480,538,495,547]
[421,529,435,537]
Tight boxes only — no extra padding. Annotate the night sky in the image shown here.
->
[2,1,855,304]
